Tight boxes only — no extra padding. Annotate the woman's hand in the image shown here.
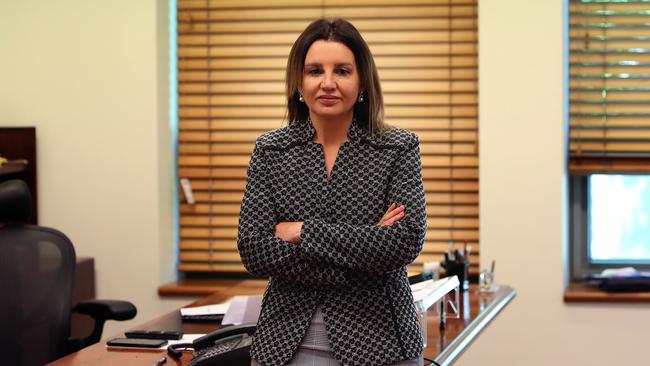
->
[377,202,406,226]
[275,221,303,244]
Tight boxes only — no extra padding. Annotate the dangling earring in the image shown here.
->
[298,92,304,102]
[358,92,364,103]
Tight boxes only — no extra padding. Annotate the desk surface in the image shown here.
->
[49,281,515,366]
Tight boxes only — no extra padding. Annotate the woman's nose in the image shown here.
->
[320,72,336,90]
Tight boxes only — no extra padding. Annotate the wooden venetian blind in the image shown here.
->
[177,0,479,275]
[570,0,650,174]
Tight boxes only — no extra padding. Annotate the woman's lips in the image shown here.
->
[318,96,340,106]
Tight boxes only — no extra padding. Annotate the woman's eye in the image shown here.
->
[336,69,350,75]
[307,69,322,75]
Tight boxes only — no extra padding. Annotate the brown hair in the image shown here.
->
[285,18,387,135]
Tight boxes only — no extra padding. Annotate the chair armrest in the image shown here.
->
[68,299,138,351]
[73,299,137,321]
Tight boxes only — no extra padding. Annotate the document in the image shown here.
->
[180,302,231,317]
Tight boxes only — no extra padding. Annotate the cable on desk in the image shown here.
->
[167,343,193,360]
[424,357,442,366]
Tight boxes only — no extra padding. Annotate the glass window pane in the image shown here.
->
[589,174,650,262]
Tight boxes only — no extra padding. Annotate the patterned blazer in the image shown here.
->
[237,119,427,366]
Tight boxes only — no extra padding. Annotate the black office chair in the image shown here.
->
[0,179,137,366]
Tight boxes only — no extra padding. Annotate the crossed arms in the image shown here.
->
[237,138,427,286]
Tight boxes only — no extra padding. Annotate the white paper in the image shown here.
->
[180,302,231,317]
[221,295,263,325]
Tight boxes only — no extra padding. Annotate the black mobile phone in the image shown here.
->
[106,337,168,348]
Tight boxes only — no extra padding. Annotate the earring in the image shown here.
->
[358,92,364,103]
[298,93,304,102]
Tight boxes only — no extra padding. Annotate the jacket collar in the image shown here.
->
[290,118,366,143]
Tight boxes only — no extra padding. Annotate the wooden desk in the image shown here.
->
[48,281,515,366]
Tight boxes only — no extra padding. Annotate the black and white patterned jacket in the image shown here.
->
[237,118,427,366]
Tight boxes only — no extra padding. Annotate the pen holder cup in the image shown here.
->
[441,260,469,291]
[479,269,496,292]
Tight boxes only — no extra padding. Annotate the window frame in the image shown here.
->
[568,0,650,280]
[569,174,650,280]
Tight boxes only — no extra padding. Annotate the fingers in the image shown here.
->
[378,203,396,222]
[381,203,401,220]
[377,205,392,225]
[377,203,406,226]
[381,209,405,226]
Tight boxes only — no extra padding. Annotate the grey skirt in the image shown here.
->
[251,307,423,366]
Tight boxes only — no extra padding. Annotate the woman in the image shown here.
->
[238,18,427,366]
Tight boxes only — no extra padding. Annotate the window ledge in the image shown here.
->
[564,282,650,303]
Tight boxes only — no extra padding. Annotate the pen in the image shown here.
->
[463,240,468,257]
[491,259,496,274]
[153,356,167,366]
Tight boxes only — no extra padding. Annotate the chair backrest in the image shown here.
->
[0,180,76,366]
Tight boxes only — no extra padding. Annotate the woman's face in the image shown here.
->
[301,40,360,123]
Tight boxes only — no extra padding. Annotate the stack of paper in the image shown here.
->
[180,303,230,317]
[180,295,263,324]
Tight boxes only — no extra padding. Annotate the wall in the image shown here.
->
[0,0,189,338]
[458,0,650,365]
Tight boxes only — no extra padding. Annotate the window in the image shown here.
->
[569,0,650,279]
[590,175,650,262]
[175,0,479,277]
